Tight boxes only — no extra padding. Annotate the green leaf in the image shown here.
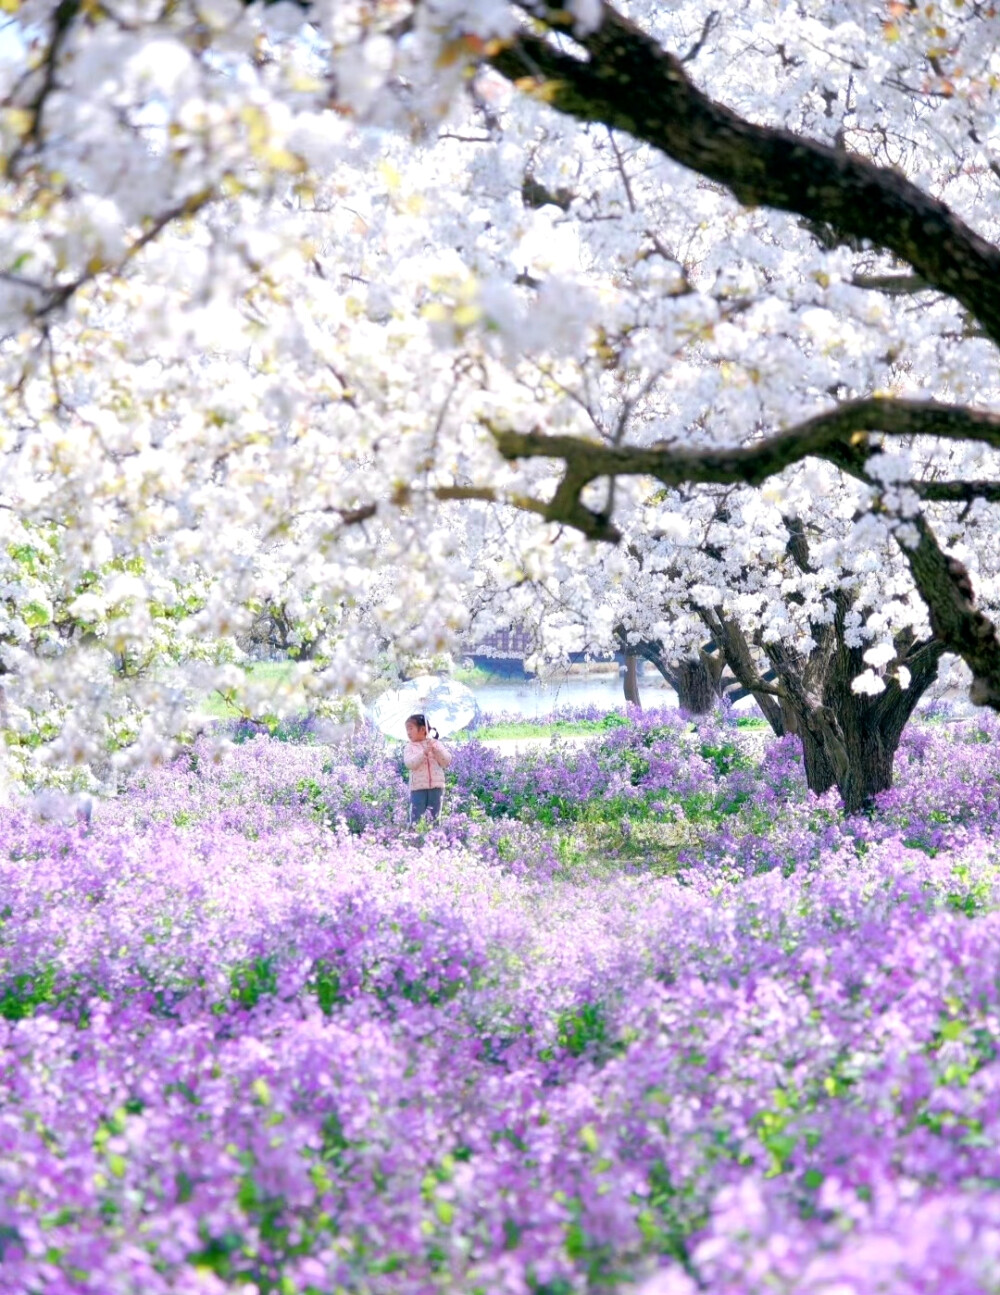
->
[579,1123,599,1153]
[22,601,51,628]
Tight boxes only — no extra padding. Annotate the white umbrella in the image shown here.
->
[368,675,478,739]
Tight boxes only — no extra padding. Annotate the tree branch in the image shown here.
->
[913,480,1000,504]
[850,273,930,295]
[895,513,1000,709]
[324,484,552,529]
[489,3,1000,343]
[490,397,1000,504]
[492,400,1000,711]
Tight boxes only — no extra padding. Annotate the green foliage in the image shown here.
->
[945,863,994,917]
[699,739,750,777]
[310,960,344,1015]
[202,661,299,720]
[554,1190,629,1288]
[555,834,588,871]
[296,777,326,813]
[467,713,628,741]
[635,1161,701,1271]
[0,964,57,1020]
[230,957,279,1009]
[452,664,511,687]
[617,747,650,784]
[754,1104,801,1177]
[556,1001,609,1057]
[21,600,52,628]
[546,1001,631,1064]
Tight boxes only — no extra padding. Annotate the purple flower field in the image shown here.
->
[4,709,1000,1292]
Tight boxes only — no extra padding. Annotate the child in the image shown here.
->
[403,713,452,824]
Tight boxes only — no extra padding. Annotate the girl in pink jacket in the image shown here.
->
[403,713,452,823]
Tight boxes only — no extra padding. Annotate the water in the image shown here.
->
[472,672,679,718]
[468,668,774,719]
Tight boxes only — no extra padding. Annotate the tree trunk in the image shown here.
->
[798,725,839,796]
[837,725,897,815]
[786,688,912,812]
[701,611,788,735]
[670,654,718,715]
[819,635,941,814]
[623,652,641,708]
[765,618,945,813]
[704,593,944,813]
[614,625,725,715]
[638,641,725,715]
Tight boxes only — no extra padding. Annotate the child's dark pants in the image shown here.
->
[410,789,443,823]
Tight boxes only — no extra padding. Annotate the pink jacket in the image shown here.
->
[403,738,452,790]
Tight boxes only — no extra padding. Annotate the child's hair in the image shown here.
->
[406,712,439,740]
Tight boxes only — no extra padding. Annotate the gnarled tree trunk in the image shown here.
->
[669,653,722,714]
[621,632,727,716]
[616,627,725,714]
[770,609,942,814]
[809,619,942,814]
[797,725,839,797]
[702,553,944,814]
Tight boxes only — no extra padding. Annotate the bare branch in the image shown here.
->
[913,480,1000,504]
[1,187,214,331]
[322,485,552,530]
[681,9,720,63]
[850,273,930,294]
[6,0,77,175]
[606,128,637,214]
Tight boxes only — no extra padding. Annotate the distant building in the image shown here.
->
[466,625,536,660]
[463,625,619,676]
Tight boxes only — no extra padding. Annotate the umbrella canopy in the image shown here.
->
[368,675,478,738]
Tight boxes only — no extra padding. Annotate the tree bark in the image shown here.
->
[837,725,897,816]
[670,652,720,715]
[776,668,935,814]
[619,628,726,715]
[798,726,838,797]
[623,651,641,707]
[488,4,1000,347]
[699,610,787,735]
[759,599,945,813]
[814,628,942,813]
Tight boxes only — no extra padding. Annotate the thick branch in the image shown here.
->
[491,398,1000,506]
[870,635,944,737]
[895,514,1000,709]
[495,401,1000,712]
[490,5,1000,343]
[699,607,787,733]
[44,0,1000,343]
[913,480,1000,504]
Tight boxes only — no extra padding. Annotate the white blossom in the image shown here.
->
[863,642,896,669]
[851,669,887,697]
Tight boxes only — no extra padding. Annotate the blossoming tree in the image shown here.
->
[6,0,1000,799]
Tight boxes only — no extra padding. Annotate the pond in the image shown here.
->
[471,671,678,717]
